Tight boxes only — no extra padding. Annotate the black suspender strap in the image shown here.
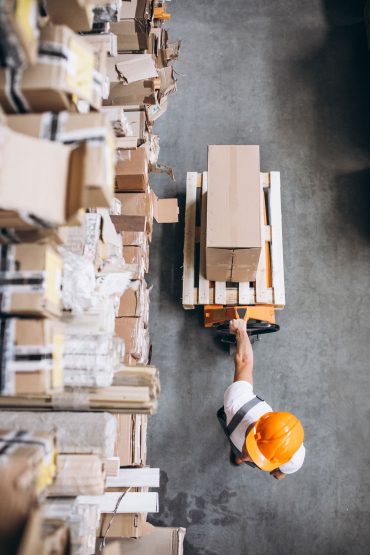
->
[226,396,262,436]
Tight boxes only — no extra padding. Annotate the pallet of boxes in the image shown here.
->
[0,1,183,554]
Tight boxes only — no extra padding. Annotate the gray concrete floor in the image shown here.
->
[146,1,370,553]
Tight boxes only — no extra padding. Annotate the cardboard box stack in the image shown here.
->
[0,1,185,554]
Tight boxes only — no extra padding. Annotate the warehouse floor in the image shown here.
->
[147,1,370,554]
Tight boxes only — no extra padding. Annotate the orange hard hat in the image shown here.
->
[245,412,304,472]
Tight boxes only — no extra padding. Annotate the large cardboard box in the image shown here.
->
[0,243,63,318]
[0,126,73,227]
[105,55,157,106]
[118,280,149,322]
[7,112,116,208]
[0,430,55,549]
[206,145,262,282]
[0,24,99,113]
[12,319,64,395]
[45,0,94,32]
[116,147,149,191]
[110,20,150,52]
[115,190,152,232]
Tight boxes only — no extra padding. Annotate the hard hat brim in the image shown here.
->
[245,428,280,472]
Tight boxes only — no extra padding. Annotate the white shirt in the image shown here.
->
[224,380,305,474]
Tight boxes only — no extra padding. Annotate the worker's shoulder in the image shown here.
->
[224,380,255,409]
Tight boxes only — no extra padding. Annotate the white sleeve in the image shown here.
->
[279,444,306,475]
[224,380,254,413]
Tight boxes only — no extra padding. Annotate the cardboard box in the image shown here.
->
[7,112,116,208]
[0,24,99,113]
[115,316,146,359]
[118,0,152,20]
[111,20,150,52]
[0,125,73,227]
[98,513,145,539]
[0,430,55,546]
[116,147,149,192]
[0,0,40,67]
[0,243,63,318]
[115,190,153,232]
[114,413,147,466]
[206,145,262,282]
[12,319,64,395]
[105,55,157,106]
[108,524,186,555]
[122,246,145,279]
[45,0,94,32]
[118,280,149,322]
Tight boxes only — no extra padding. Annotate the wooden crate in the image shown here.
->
[182,171,285,309]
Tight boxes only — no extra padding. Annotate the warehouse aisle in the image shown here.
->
[147,1,370,554]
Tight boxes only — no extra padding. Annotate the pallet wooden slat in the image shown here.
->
[182,172,198,309]
[215,282,227,304]
[238,283,255,305]
[198,172,210,304]
[256,175,273,304]
[269,172,285,306]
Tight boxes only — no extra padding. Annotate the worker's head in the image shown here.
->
[245,412,304,472]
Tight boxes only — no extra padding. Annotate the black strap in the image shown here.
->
[226,396,263,435]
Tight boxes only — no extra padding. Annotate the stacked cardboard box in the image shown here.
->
[0,2,185,553]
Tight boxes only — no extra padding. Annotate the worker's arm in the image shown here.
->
[270,469,287,481]
[229,319,253,384]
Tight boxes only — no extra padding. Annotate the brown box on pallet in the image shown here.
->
[116,146,149,192]
[0,24,99,113]
[0,243,63,318]
[206,145,262,282]
[13,319,64,395]
[110,20,150,52]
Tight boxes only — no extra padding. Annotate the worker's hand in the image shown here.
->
[229,319,247,335]
[270,469,286,481]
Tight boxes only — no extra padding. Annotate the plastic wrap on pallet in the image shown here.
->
[0,411,117,457]
[47,454,105,497]
[60,249,96,313]
[42,498,100,555]
[110,197,122,216]
[63,334,124,387]
[63,297,116,335]
[95,271,132,299]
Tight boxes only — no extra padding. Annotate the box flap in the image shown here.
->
[115,54,158,84]
[152,193,179,223]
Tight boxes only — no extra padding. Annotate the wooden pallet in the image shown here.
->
[182,171,285,309]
